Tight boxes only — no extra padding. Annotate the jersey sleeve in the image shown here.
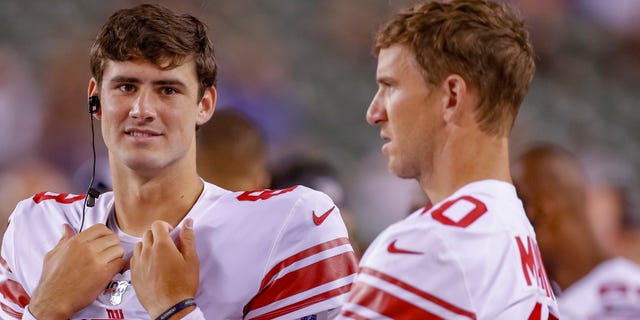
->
[0,201,33,319]
[338,225,478,320]
[243,188,358,320]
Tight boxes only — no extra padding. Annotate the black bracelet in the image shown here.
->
[155,298,197,320]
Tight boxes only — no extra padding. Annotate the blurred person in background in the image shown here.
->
[0,47,43,168]
[0,46,47,241]
[0,160,71,240]
[196,108,270,191]
[338,0,558,318]
[271,156,345,208]
[347,151,424,248]
[513,144,640,319]
[271,155,364,257]
[71,156,113,196]
[0,4,357,319]
[581,151,640,264]
[38,39,99,178]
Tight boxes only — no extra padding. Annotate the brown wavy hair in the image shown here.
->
[89,4,217,99]
[375,0,535,136]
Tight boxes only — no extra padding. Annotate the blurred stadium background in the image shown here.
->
[1,0,639,247]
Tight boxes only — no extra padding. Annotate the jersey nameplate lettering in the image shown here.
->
[516,236,555,300]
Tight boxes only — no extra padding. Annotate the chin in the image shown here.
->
[126,161,161,174]
[122,154,165,172]
[387,159,416,180]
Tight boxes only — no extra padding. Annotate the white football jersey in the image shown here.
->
[0,182,358,319]
[558,257,640,319]
[339,180,559,319]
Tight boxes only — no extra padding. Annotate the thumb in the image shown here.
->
[59,224,75,242]
[179,219,198,263]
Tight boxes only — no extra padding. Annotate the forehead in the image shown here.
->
[102,58,198,83]
[377,45,417,75]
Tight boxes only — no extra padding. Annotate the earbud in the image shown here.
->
[88,95,101,114]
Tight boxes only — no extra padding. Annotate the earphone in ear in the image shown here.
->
[88,95,101,114]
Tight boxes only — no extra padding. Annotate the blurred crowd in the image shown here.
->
[1,0,639,264]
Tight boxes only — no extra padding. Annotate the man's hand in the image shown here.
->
[131,219,200,319]
[30,224,125,319]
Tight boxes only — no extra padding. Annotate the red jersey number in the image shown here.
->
[32,192,85,204]
[237,186,298,202]
[430,195,487,228]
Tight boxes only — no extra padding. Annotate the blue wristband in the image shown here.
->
[155,298,197,320]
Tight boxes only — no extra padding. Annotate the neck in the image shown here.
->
[109,151,204,237]
[420,129,511,204]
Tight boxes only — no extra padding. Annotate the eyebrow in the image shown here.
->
[109,76,187,88]
[376,76,396,85]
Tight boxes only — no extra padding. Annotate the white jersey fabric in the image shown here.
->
[0,182,358,319]
[339,180,559,319]
[558,257,640,319]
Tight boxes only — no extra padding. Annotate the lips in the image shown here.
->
[380,132,391,143]
[124,128,161,137]
[380,133,391,154]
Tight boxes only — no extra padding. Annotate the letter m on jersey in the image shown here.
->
[515,236,555,300]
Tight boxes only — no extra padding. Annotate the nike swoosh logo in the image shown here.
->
[313,206,336,226]
[387,239,422,255]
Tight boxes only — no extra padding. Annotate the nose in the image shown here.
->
[129,90,156,122]
[366,90,387,125]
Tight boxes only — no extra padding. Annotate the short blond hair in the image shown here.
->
[375,0,535,136]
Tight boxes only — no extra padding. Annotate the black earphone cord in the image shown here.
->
[80,97,101,232]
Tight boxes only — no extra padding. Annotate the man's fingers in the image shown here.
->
[75,224,116,242]
[179,218,198,264]
[142,229,154,248]
[88,233,122,254]
[101,243,125,263]
[105,256,126,274]
[150,220,173,243]
[133,241,142,258]
[59,224,75,242]
[131,242,142,270]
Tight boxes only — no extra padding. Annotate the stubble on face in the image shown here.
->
[376,45,443,182]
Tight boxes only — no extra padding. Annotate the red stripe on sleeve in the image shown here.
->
[347,281,444,320]
[0,258,11,272]
[245,251,357,315]
[529,302,559,320]
[1,302,23,319]
[340,309,370,320]
[258,238,352,290]
[0,279,30,308]
[528,302,541,320]
[359,267,476,319]
[249,284,351,320]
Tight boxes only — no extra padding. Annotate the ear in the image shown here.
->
[196,86,217,126]
[87,78,102,120]
[440,74,467,124]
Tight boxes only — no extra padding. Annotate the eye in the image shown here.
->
[162,87,177,95]
[119,84,135,92]
[378,80,395,91]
